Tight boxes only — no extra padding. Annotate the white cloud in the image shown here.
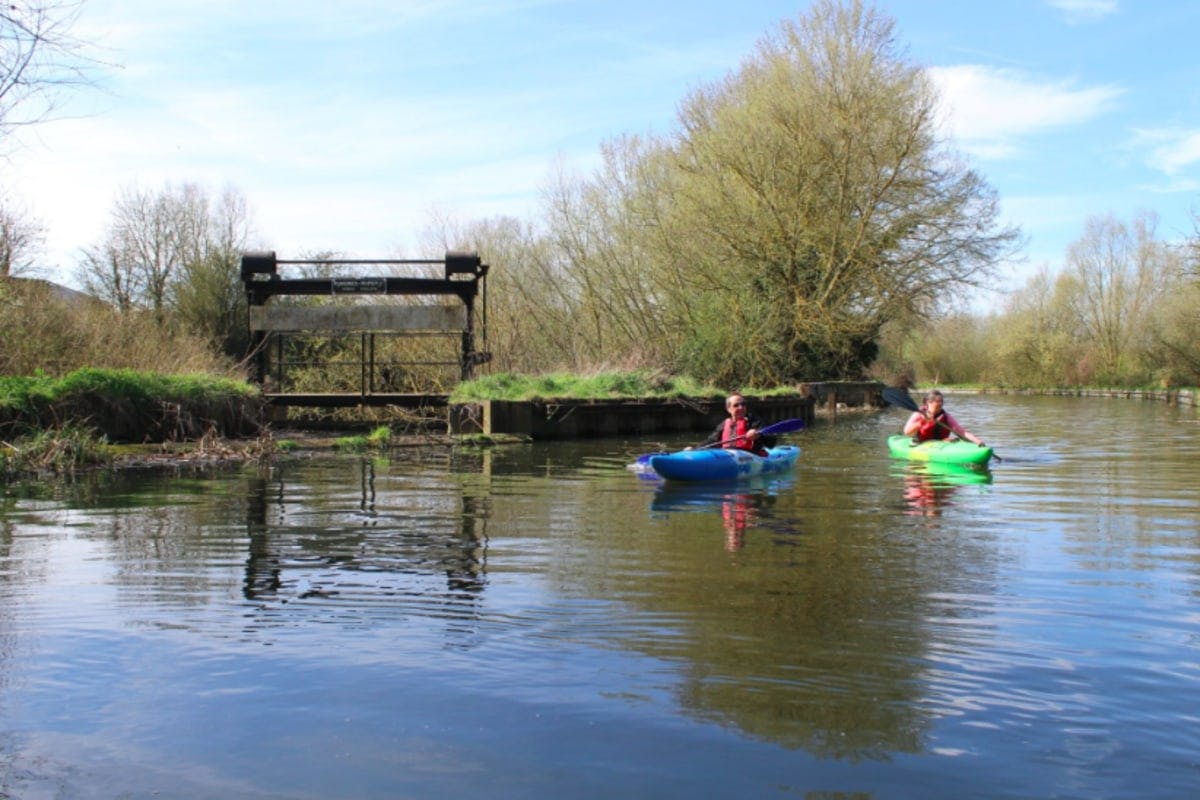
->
[929,65,1123,159]
[1046,0,1119,23]
[1134,128,1200,176]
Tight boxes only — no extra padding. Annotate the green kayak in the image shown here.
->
[887,434,993,465]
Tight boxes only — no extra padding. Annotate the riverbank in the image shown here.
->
[0,368,262,443]
[7,371,1195,482]
[944,386,1198,409]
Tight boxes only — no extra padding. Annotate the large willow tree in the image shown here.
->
[641,0,1018,384]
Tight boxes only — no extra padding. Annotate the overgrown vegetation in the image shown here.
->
[874,211,1200,389]
[0,277,240,377]
[1,423,111,479]
[449,370,727,402]
[0,367,261,443]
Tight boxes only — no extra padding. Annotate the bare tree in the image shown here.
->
[94,183,183,321]
[76,236,136,310]
[1066,211,1178,381]
[0,193,45,276]
[1189,208,1200,279]
[170,184,254,357]
[77,181,255,337]
[1,1,99,145]
[420,209,570,372]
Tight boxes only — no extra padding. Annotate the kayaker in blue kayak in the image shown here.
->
[903,389,987,447]
[696,393,777,455]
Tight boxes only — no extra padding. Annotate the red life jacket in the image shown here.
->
[722,418,756,451]
[916,408,950,441]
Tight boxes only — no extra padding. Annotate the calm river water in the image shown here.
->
[1,394,1198,799]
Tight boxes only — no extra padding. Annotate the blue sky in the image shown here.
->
[7,0,1199,311]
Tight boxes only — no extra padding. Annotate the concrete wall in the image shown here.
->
[966,386,1197,409]
[447,387,881,439]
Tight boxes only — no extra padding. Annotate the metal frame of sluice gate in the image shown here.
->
[241,250,490,410]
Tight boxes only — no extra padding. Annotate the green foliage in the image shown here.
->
[423,3,1015,384]
[888,314,993,386]
[333,426,393,452]
[0,367,260,443]
[450,370,723,402]
[171,249,249,359]
[637,0,1017,382]
[1143,281,1200,386]
[877,210,1198,390]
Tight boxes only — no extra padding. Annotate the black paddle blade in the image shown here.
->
[882,387,919,412]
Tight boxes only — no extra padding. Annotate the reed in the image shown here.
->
[1,423,112,478]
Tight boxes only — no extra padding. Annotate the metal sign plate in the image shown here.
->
[331,277,386,294]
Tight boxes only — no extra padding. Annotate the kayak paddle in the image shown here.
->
[635,417,806,465]
[704,417,806,448]
[881,387,1000,461]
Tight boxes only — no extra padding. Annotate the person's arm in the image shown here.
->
[700,421,725,447]
[744,414,763,439]
[943,411,985,446]
[902,411,924,436]
[747,414,776,448]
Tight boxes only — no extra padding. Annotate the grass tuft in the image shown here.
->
[1,424,112,478]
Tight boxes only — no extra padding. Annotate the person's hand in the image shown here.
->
[746,428,758,439]
[977,441,987,448]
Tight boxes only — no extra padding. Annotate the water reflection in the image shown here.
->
[3,397,1199,798]
[649,474,797,550]
[240,458,491,630]
[892,461,993,517]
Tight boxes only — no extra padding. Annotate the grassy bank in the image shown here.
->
[449,370,803,403]
[0,368,263,447]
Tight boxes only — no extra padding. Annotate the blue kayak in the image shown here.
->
[648,445,801,482]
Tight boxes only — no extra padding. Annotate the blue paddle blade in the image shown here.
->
[759,417,805,435]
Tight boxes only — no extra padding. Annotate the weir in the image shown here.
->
[241,251,490,410]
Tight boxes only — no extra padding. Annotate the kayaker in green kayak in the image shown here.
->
[696,393,777,455]
[902,389,987,448]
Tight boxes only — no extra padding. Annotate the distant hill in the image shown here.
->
[3,276,97,305]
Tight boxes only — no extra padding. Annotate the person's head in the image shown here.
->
[726,393,747,418]
[922,389,945,411]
